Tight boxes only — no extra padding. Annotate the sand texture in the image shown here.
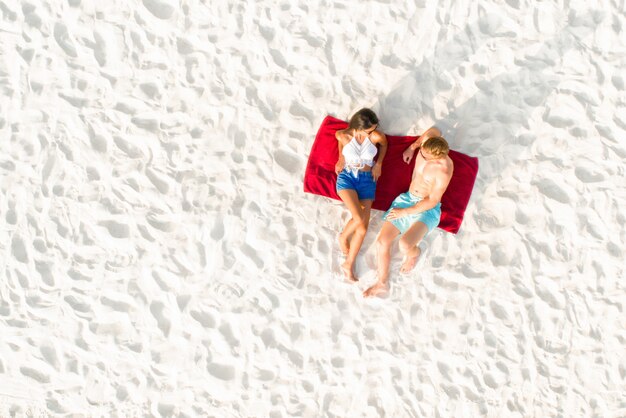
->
[0,0,625,417]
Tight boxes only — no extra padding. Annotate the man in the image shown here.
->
[363,127,453,298]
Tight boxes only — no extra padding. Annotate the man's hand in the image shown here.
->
[402,146,415,164]
[372,163,382,182]
[335,160,344,175]
[386,208,409,220]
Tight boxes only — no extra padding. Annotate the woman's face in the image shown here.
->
[360,124,377,135]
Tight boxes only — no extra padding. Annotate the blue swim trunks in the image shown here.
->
[383,192,441,234]
[336,169,376,200]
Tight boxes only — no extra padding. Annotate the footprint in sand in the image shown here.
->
[20,366,50,384]
[53,22,78,57]
[11,234,28,263]
[269,48,288,69]
[260,328,277,348]
[210,216,224,241]
[142,0,175,19]
[535,178,572,204]
[35,261,54,286]
[535,280,565,309]
[100,296,132,313]
[258,24,275,42]
[40,344,60,370]
[190,308,216,328]
[150,302,171,337]
[176,36,193,55]
[274,148,302,174]
[574,165,605,183]
[145,169,172,194]
[5,205,17,224]
[113,136,144,158]
[255,367,276,381]
[99,220,130,239]
[92,29,115,67]
[131,116,159,132]
[289,101,315,122]
[241,243,264,269]
[64,295,91,314]
[511,278,533,298]
[219,322,240,349]
[88,129,108,153]
[146,212,174,232]
[140,82,161,100]
[207,362,235,380]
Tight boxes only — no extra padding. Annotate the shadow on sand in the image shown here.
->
[369,10,598,208]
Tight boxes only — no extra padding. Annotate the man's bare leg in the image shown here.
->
[337,190,371,282]
[398,222,428,274]
[400,247,421,273]
[364,222,399,297]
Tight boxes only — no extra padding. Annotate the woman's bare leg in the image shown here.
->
[343,199,372,276]
[338,200,373,255]
[337,190,371,282]
[338,218,355,255]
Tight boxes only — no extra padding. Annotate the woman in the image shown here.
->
[335,108,388,282]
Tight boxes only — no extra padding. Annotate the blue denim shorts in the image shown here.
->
[336,169,376,200]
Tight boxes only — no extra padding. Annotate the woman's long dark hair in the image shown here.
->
[348,108,379,130]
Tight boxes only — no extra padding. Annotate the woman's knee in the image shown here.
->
[354,218,368,235]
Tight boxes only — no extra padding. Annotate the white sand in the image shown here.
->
[1,0,625,416]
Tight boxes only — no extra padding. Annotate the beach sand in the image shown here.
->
[0,0,624,416]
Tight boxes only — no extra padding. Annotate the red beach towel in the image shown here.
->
[303,115,479,234]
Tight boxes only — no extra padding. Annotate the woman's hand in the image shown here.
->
[386,208,409,220]
[402,146,415,164]
[372,163,382,182]
[335,159,344,175]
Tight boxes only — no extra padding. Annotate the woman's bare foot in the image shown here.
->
[363,281,389,298]
[400,247,421,274]
[341,261,358,282]
[338,233,350,255]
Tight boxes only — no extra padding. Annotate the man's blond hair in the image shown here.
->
[422,136,449,159]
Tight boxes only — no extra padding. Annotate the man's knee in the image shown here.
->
[398,236,417,254]
[376,234,393,249]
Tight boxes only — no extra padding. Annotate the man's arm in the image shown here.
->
[402,126,442,164]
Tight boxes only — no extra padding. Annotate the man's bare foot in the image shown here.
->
[341,261,358,282]
[400,247,421,274]
[338,233,350,255]
[363,281,389,298]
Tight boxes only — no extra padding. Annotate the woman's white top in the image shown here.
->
[342,137,378,175]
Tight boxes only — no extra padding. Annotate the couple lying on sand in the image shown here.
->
[335,108,453,298]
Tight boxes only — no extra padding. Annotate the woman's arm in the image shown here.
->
[335,131,346,174]
[372,132,387,182]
